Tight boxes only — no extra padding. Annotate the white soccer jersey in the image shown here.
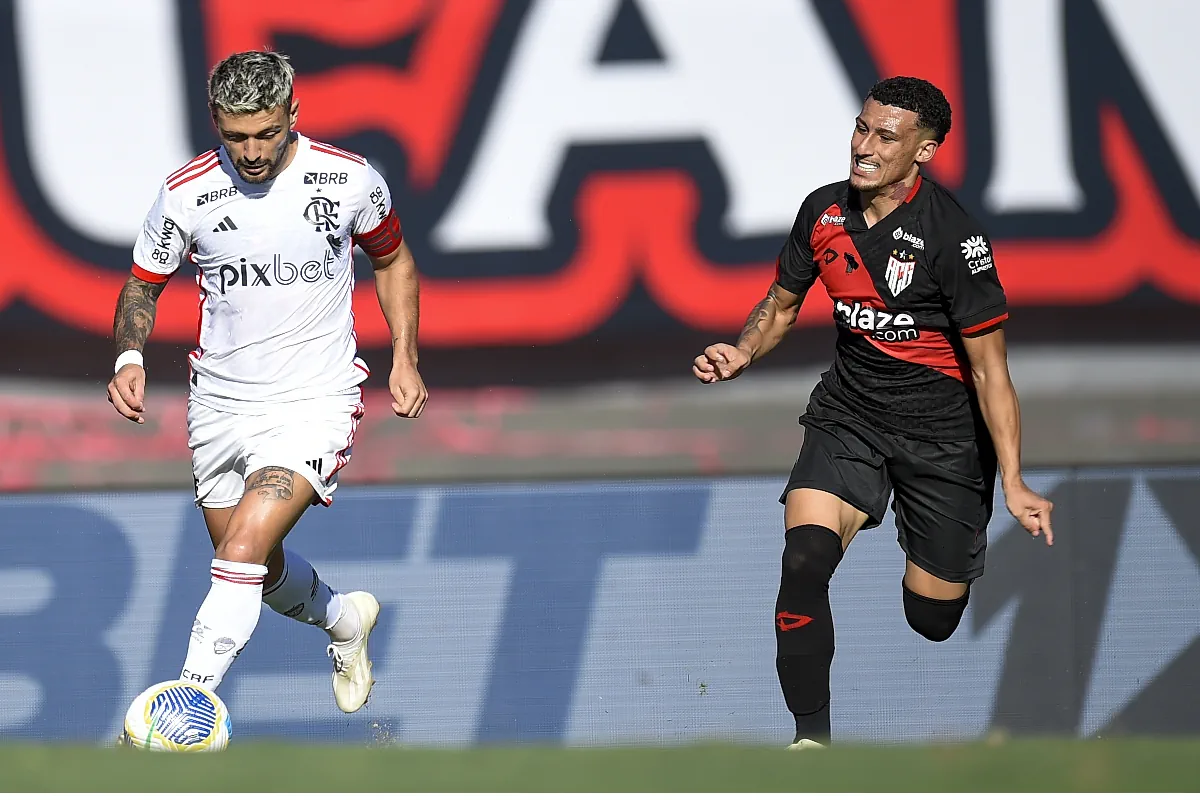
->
[131,133,404,411]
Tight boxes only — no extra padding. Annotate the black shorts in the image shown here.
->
[779,412,997,583]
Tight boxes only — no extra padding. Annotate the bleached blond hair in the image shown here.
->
[207,50,294,116]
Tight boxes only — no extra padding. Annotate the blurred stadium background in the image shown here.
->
[0,0,1197,753]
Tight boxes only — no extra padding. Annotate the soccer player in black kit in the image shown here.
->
[693,77,1054,749]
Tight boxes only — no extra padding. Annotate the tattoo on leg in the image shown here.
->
[247,467,295,501]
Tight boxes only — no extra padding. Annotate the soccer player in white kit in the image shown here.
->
[106,51,427,713]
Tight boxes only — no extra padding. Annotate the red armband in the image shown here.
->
[354,209,404,258]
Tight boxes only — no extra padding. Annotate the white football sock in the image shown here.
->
[179,559,268,691]
[261,548,360,642]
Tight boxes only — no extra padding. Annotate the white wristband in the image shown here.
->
[114,350,144,373]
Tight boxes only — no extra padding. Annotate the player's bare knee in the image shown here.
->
[213,523,272,566]
[902,582,969,642]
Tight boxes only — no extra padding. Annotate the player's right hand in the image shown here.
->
[107,364,146,424]
[693,343,752,383]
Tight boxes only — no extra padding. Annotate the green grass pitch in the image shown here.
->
[3,739,1198,791]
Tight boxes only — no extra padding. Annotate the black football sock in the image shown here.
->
[775,524,843,744]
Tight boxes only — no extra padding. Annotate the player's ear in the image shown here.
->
[914,137,939,165]
[288,98,299,128]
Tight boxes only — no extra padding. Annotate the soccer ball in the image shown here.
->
[122,680,232,752]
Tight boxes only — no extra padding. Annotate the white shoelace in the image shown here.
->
[327,643,347,674]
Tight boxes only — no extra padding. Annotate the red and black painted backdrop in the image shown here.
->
[1,0,1196,386]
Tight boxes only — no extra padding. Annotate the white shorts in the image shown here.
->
[187,390,365,509]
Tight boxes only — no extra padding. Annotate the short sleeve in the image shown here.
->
[775,202,818,295]
[131,184,191,283]
[934,223,1008,333]
[352,164,404,258]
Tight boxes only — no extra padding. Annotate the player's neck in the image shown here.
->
[857,168,920,228]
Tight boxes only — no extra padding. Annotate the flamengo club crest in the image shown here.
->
[886,249,916,296]
[303,196,340,232]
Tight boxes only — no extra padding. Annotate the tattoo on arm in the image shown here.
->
[246,467,295,501]
[113,276,166,355]
[737,295,774,346]
[736,284,794,349]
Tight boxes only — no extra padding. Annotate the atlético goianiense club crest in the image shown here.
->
[886,249,916,296]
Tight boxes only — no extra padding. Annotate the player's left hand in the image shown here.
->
[389,361,427,418]
[1003,479,1054,546]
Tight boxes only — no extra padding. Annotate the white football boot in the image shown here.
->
[787,738,828,751]
[327,591,381,713]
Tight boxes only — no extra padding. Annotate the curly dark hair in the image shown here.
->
[866,77,952,144]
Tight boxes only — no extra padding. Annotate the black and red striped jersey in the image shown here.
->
[776,174,1008,442]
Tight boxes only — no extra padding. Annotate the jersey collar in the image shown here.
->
[843,173,926,233]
